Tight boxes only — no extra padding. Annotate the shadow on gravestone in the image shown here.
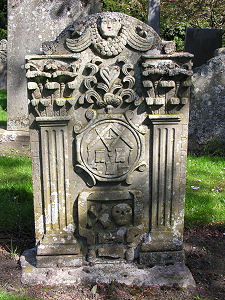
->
[184,28,223,68]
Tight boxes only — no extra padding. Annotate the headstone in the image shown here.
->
[147,0,160,34]
[0,39,7,90]
[7,0,102,131]
[189,49,225,152]
[184,28,223,67]
[22,12,195,287]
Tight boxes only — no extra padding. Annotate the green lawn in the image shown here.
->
[0,154,224,237]
[0,89,7,126]
[185,155,225,227]
[0,291,35,300]
[0,155,33,234]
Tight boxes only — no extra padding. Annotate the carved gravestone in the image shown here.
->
[23,12,195,286]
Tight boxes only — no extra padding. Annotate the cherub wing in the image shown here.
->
[66,28,92,53]
[127,27,154,52]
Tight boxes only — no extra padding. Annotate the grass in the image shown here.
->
[0,155,34,235]
[0,89,7,127]
[185,155,225,228]
[0,291,36,300]
[0,154,224,237]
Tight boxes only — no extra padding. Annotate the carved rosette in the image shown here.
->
[74,112,146,186]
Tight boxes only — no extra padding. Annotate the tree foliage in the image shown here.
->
[0,0,7,40]
[102,0,148,22]
[0,0,224,48]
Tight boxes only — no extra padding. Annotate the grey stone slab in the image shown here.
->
[147,0,160,34]
[25,11,193,286]
[189,51,225,149]
[0,39,7,89]
[20,248,196,288]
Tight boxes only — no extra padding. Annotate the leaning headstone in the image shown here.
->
[189,48,225,153]
[0,39,7,90]
[22,12,195,288]
[184,28,223,67]
[7,0,102,131]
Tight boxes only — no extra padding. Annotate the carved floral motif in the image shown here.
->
[79,57,137,110]
[26,57,80,117]
[141,54,193,109]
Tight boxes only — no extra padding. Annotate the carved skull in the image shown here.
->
[99,17,121,38]
[112,203,132,226]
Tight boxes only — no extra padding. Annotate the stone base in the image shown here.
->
[139,250,185,266]
[0,129,30,154]
[20,248,196,288]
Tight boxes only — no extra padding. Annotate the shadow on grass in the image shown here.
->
[0,186,35,254]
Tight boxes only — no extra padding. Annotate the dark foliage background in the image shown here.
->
[0,0,7,40]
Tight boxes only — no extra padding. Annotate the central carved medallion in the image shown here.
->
[81,120,140,178]
[75,114,146,186]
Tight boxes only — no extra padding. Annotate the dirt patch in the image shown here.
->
[0,226,224,299]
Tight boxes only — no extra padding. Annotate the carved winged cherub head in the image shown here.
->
[66,13,155,57]
[99,17,122,38]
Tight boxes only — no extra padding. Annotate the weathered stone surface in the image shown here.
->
[0,39,7,89]
[189,51,225,149]
[25,12,194,286]
[0,129,30,154]
[139,250,185,266]
[7,0,102,131]
[21,248,196,288]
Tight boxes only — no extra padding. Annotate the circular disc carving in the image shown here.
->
[80,120,141,180]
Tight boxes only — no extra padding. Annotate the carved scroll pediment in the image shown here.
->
[66,13,157,57]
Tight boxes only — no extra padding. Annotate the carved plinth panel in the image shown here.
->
[27,12,193,266]
[78,190,144,262]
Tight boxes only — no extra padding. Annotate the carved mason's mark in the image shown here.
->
[76,119,139,180]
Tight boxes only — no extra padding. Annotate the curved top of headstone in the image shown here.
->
[42,12,165,56]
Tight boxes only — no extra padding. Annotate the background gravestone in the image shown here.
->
[7,0,102,131]
[0,39,7,90]
[189,49,225,153]
[184,28,223,67]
